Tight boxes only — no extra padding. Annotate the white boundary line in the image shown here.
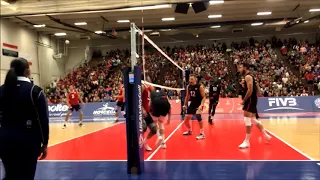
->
[39,159,318,162]
[49,122,124,147]
[145,121,185,161]
[264,128,314,160]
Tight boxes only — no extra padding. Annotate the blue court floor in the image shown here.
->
[33,160,320,180]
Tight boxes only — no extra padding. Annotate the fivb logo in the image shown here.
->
[265,98,303,111]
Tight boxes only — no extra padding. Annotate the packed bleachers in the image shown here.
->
[45,38,319,104]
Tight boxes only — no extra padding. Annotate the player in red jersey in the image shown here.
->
[141,76,158,151]
[63,85,85,129]
[115,82,125,123]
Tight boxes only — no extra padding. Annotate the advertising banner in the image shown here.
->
[169,98,243,114]
[48,96,320,120]
[48,102,124,120]
[257,96,320,113]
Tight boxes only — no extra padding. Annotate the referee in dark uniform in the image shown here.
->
[0,58,49,180]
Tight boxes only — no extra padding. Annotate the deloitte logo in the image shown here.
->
[92,103,116,116]
[48,104,69,117]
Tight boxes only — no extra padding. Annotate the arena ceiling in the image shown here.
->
[1,0,320,39]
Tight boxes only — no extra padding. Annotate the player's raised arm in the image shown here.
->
[243,75,253,102]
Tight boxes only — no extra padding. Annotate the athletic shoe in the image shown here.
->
[239,141,250,148]
[144,143,152,151]
[62,124,66,129]
[79,123,83,127]
[183,131,193,135]
[160,143,166,149]
[265,134,272,142]
[155,136,163,147]
[196,134,205,140]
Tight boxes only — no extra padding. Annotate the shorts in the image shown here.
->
[116,101,125,111]
[70,104,81,112]
[151,98,171,117]
[186,103,201,115]
[242,97,257,113]
[209,97,219,106]
[144,112,154,126]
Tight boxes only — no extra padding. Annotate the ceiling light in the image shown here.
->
[257,12,272,16]
[117,20,130,23]
[33,24,46,28]
[1,0,10,5]
[95,31,104,34]
[304,20,309,23]
[162,17,175,21]
[209,0,224,5]
[123,4,171,11]
[309,9,320,12]
[208,15,222,18]
[54,33,67,36]
[251,22,263,26]
[160,29,171,31]
[74,22,87,25]
[211,25,221,28]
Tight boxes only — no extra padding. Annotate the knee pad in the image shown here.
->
[195,114,202,122]
[149,123,157,135]
[143,120,147,133]
[244,117,251,126]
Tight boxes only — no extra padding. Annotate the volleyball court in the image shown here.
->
[28,23,320,179]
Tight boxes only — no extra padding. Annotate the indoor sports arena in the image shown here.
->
[0,0,320,179]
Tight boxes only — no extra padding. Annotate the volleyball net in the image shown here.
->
[124,23,186,174]
[132,23,186,112]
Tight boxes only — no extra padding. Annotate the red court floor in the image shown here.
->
[46,117,310,161]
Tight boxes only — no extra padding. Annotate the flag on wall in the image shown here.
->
[2,43,18,57]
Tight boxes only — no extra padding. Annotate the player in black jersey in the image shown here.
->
[208,78,221,125]
[150,89,171,149]
[238,63,271,148]
[182,75,206,140]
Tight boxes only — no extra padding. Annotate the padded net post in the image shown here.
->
[125,23,144,175]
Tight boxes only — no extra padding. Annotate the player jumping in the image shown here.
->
[238,63,271,148]
[150,88,171,149]
[182,74,206,140]
[208,78,221,125]
[115,82,125,123]
[63,85,85,129]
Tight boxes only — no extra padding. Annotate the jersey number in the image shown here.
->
[71,94,75,99]
[190,91,196,97]
[212,87,217,91]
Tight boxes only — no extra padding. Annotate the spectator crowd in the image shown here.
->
[45,37,320,104]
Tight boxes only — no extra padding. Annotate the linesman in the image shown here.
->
[0,58,49,180]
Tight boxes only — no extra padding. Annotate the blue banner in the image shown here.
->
[258,96,320,113]
[48,102,124,120]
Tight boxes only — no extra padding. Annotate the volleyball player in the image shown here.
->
[63,85,85,129]
[150,88,171,149]
[238,63,271,148]
[115,82,125,123]
[208,78,221,125]
[141,76,158,151]
[182,74,206,140]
